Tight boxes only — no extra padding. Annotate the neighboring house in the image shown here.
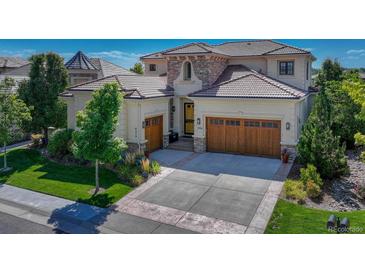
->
[0,57,29,74]
[61,40,317,157]
[0,51,134,86]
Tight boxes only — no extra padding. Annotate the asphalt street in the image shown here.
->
[0,211,64,234]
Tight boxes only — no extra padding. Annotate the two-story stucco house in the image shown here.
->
[61,40,316,158]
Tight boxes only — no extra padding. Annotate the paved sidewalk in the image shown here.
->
[0,140,31,153]
[0,184,197,234]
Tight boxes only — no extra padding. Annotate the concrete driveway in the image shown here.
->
[116,149,288,233]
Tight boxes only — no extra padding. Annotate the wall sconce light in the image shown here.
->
[142,121,146,128]
[171,106,176,112]
[286,122,290,130]
[197,118,201,125]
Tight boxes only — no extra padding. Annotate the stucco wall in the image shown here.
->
[266,55,312,90]
[62,92,128,140]
[191,98,301,146]
[125,97,170,144]
[228,57,267,74]
[143,59,167,76]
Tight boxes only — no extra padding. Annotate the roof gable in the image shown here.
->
[190,65,308,99]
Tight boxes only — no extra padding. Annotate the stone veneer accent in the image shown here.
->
[167,55,228,89]
[163,134,169,149]
[281,144,297,163]
[193,137,206,153]
[127,142,146,152]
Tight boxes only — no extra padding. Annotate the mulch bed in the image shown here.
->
[287,149,365,211]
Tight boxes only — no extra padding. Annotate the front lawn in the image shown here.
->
[0,148,132,207]
[265,199,365,234]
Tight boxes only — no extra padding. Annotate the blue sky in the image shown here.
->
[1,39,365,69]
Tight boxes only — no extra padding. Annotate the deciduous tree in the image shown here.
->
[72,83,127,193]
[130,62,144,74]
[0,78,31,172]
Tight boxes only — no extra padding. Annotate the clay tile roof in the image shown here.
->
[0,57,29,68]
[65,51,98,70]
[189,65,308,99]
[143,40,312,58]
[62,74,173,99]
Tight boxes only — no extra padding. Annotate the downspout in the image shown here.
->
[137,102,142,150]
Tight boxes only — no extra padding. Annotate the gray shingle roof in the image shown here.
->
[62,74,173,99]
[142,40,310,58]
[0,57,29,68]
[65,51,98,70]
[189,65,308,99]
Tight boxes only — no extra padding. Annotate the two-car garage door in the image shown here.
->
[206,117,281,157]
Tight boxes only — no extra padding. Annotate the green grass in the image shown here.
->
[265,199,365,234]
[0,148,132,208]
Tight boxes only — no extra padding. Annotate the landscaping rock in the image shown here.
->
[289,149,365,211]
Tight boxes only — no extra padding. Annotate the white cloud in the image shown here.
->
[346,49,365,55]
[303,48,314,52]
[0,48,36,57]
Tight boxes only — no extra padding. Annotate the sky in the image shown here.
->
[1,39,365,69]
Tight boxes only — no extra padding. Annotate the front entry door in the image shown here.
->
[184,103,194,135]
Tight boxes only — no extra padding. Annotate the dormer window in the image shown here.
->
[183,62,192,80]
[279,61,294,75]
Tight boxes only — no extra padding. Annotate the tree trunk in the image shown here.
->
[43,128,49,145]
[95,159,99,194]
[3,142,7,170]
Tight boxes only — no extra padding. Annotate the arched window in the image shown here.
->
[183,62,192,80]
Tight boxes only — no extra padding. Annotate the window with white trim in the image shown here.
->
[279,61,294,75]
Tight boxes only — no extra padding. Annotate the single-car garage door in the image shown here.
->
[206,117,281,157]
[145,115,163,152]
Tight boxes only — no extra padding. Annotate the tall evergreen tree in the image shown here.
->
[18,53,68,141]
[298,91,348,179]
[72,83,127,193]
[325,81,361,147]
[315,59,343,88]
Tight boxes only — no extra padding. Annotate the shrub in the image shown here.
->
[150,160,161,175]
[356,181,365,199]
[134,150,146,166]
[360,151,365,163]
[355,132,365,146]
[284,179,307,204]
[124,152,136,166]
[117,164,138,181]
[131,174,144,186]
[300,164,323,188]
[141,158,150,175]
[48,128,74,158]
[31,133,44,148]
[306,180,322,198]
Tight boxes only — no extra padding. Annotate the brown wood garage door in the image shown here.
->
[206,117,281,157]
[145,115,163,152]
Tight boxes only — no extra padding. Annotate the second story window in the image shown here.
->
[183,62,192,80]
[149,64,156,71]
[279,61,294,75]
[306,61,309,80]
